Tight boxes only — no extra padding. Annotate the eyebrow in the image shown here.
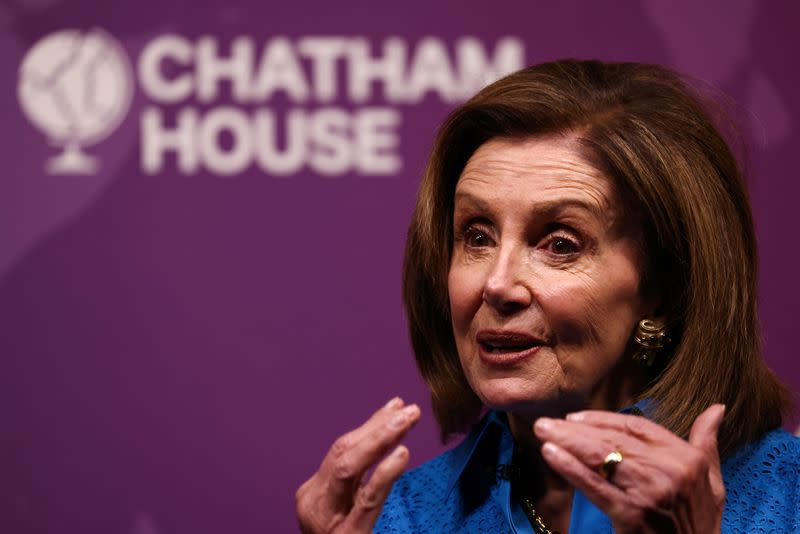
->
[453,190,606,221]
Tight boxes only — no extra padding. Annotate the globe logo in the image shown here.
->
[18,28,133,174]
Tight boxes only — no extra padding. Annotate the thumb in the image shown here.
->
[689,404,726,502]
[688,403,725,456]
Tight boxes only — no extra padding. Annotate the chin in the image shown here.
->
[473,376,584,417]
[473,376,556,411]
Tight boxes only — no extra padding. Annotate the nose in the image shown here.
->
[482,245,532,314]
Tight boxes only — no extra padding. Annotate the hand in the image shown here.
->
[295,397,421,533]
[533,404,726,533]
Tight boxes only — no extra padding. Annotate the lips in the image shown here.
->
[476,330,546,365]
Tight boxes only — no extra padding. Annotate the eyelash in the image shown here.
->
[458,222,584,256]
[545,233,582,255]
[462,224,494,248]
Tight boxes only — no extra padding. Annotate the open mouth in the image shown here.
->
[476,330,545,363]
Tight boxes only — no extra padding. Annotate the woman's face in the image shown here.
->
[448,135,649,417]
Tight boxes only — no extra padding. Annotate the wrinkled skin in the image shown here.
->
[295,398,420,533]
[534,406,725,533]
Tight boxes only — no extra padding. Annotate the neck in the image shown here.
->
[507,413,572,532]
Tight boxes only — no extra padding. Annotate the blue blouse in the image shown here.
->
[375,409,800,533]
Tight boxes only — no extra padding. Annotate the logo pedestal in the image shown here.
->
[46,141,100,175]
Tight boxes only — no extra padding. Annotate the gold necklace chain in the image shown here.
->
[520,495,560,534]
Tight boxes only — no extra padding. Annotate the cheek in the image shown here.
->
[447,264,484,330]
[540,266,642,352]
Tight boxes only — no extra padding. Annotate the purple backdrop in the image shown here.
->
[1,1,798,533]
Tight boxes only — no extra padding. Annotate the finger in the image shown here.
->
[296,399,417,532]
[540,441,628,514]
[533,417,695,500]
[349,445,410,531]
[319,399,420,497]
[565,410,685,446]
[341,397,406,449]
[541,442,684,531]
[533,418,649,471]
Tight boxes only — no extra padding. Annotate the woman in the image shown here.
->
[295,60,799,533]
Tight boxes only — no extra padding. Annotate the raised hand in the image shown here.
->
[533,404,726,533]
[296,398,421,533]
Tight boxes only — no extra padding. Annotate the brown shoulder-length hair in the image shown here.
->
[402,59,789,458]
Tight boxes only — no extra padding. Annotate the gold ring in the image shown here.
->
[600,450,623,480]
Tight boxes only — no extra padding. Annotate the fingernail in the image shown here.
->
[385,397,402,410]
[388,412,406,429]
[388,405,419,429]
[403,404,421,421]
[566,412,584,422]
[390,445,408,461]
[534,417,553,433]
[542,442,559,458]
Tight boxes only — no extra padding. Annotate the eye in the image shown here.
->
[546,234,582,255]
[464,225,495,248]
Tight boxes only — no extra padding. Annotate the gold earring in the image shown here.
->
[632,319,670,367]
